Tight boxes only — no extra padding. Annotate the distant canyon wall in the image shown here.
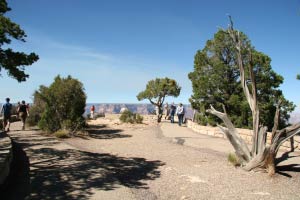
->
[85,103,194,117]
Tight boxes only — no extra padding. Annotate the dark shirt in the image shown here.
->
[19,104,27,113]
[2,103,12,116]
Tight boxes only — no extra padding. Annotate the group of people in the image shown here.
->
[0,98,30,132]
[163,103,185,126]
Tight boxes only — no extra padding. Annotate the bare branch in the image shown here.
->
[207,104,251,162]
[272,123,300,154]
[271,99,282,142]
[257,126,268,154]
[227,18,259,156]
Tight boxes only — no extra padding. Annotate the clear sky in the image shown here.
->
[1,0,300,110]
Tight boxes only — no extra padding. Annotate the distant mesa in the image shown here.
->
[87,103,156,115]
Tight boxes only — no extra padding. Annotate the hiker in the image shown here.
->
[170,103,176,123]
[18,100,29,130]
[164,103,170,120]
[90,105,95,119]
[1,98,12,132]
[176,103,185,126]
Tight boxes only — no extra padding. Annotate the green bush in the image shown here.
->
[136,114,143,124]
[227,153,241,167]
[54,130,70,138]
[33,75,86,133]
[26,105,43,126]
[120,110,143,124]
[195,113,207,126]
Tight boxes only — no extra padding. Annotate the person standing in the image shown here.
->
[176,103,185,126]
[18,100,29,130]
[1,98,12,132]
[170,103,176,123]
[90,105,95,119]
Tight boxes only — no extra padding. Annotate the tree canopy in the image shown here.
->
[188,29,295,130]
[205,18,300,175]
[297,74,300,80]
[137,77,181,122]
[31,75,86,133]
[0,0,39,81]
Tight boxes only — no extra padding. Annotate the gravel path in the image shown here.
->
[3,119,300,200]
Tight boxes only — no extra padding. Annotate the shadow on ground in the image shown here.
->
[0,142,30,200]
[3,130,164,200]
[276,151,300,178]
[9,134,59,149]
[27,147,164,199]
[86,124,131,139]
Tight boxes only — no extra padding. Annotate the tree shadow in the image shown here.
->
[275,151,299,165]
[275,151,300,178]
[0,142,30,200]
[26,147,164,199]
[9,135,59,149]
[86,124,131,139]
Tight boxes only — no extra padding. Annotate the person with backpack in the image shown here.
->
[1,98,12,132]
[17,100,29,130]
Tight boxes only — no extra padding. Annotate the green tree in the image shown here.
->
[0,0,39,81]
[137,77,181,122]
[33,75,86,133]
[188,30,295,130]
[205,18,300,175]
[297,74,300,80]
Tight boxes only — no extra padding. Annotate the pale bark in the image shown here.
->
[206,17,300,175]
[207,105,251,162]
[228,20,259,156]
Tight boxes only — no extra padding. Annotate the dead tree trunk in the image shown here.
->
[207,17,300,175]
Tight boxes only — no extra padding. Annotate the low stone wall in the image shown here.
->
[0,133,13,186]
[187,120,300,151]
[0,115,19,186]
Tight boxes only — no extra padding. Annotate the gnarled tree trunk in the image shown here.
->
[207,17,300,175]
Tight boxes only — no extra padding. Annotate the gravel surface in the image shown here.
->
[4,118,300,200]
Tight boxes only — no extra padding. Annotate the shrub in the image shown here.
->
[119,110,143,124]
[26,105,42,126]
[54,130,70,138]
[33,75,86,133]
[136,114,144,124]
[227,153,241,167]
[195,113,207,126]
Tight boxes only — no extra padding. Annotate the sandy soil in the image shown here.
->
[3,116,300,200]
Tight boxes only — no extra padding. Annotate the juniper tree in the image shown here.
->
[205,18,300,175]
[137,77,181,122]
[188,27,294,130]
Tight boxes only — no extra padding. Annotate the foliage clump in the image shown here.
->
[0,0,39,81]
[119,110,143,124]
[54,129,70,138]
[28,75,86,133]
[227,153,241,167]
[188,30,295,130]
[137,77,181,122]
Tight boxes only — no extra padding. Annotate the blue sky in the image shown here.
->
[1,0,300,111]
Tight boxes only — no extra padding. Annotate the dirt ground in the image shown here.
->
[3,115,300,200]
